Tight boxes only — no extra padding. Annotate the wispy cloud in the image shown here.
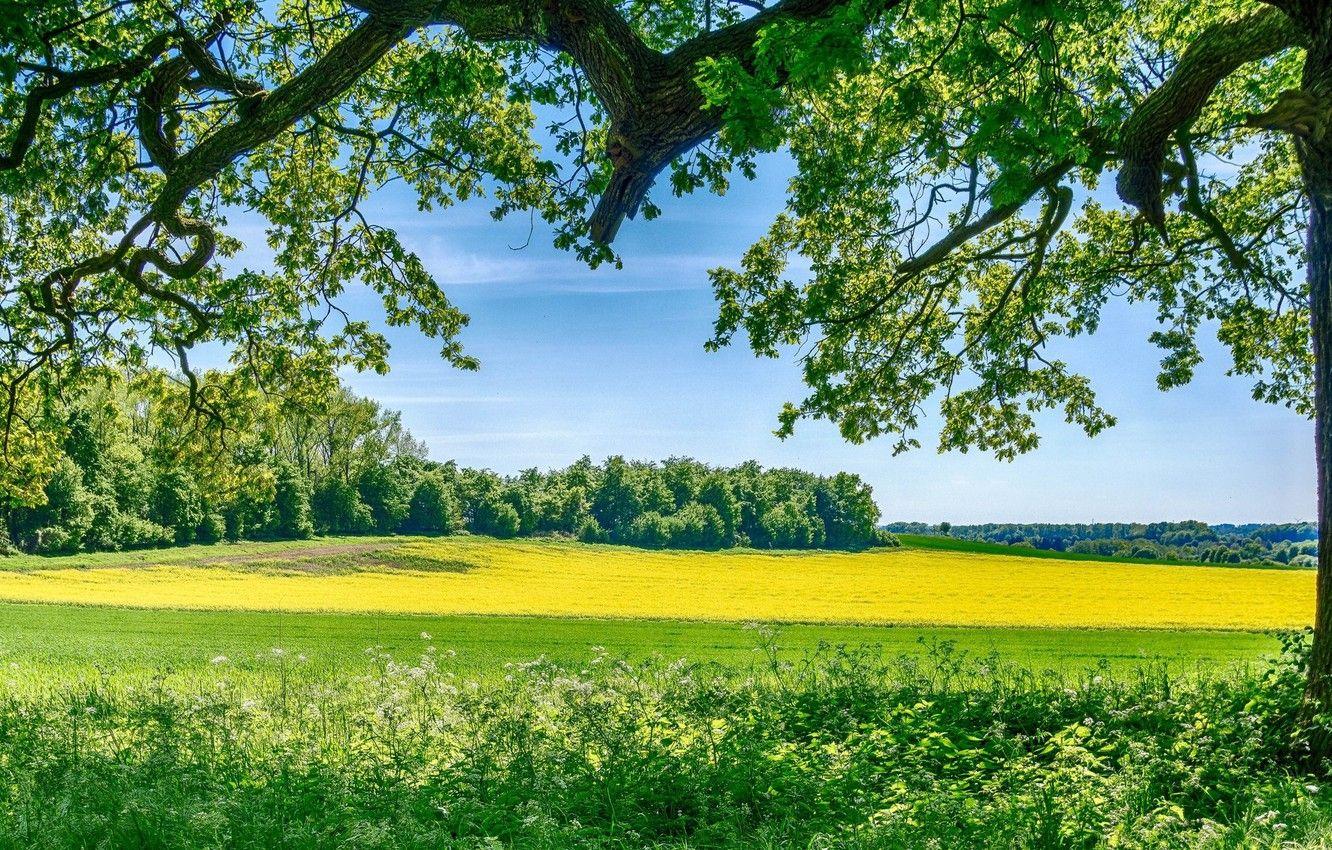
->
[368,394,517,405]
[421,428,678,445]
[414,239,732,294]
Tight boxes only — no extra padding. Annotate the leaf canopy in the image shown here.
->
[0,0,1313,474]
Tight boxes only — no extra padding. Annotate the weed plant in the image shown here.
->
[0,630,1328,848]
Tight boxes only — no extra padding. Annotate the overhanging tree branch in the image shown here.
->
[353,0,888,242]
[1116,5,1305,234]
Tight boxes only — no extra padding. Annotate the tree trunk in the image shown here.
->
[1299,9,1332,765]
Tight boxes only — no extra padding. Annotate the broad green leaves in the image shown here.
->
[0,0,1314,475]
[708,0,1310,458]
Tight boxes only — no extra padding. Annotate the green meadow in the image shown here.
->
[0,600,1281,682]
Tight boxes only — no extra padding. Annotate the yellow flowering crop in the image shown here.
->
[0,537,1311,630]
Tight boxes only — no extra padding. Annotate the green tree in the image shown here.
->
[661,458,706,508]
[358,458,415,533]
[311,478,374,534]
[629,511,672,548]
[695,1,1332,730]
[272,461,316,539]
[150,468,204,546]
[473,496,521,538]
[698,474,741,545]
[591,457,644,539]
[405,472,461,534]
[668,502,729,549]
[8,457,95,554]
[816,472,881,549]
[196,501,226,544]
[759,496,826,550]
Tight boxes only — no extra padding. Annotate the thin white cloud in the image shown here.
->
[423,428,678,444]
[369,394,517,405]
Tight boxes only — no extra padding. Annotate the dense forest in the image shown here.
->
[885,521,1318,567]
[0,373,889,556]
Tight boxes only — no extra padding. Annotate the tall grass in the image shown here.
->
[1,630,1329,847]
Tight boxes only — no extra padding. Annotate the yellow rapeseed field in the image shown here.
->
[0,536,1312,629]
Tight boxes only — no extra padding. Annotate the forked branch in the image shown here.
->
[1116,6,1305,234]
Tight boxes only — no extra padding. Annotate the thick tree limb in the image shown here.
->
[0,31,172,170]
[148,13,414,219]
[1246,88,1330,138]
[1116,6,1305,235]
[11,10,416,389]
[352,0,882,242]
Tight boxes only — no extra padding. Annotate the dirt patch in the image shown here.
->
[200,543,389,566]
[199,546,476,576]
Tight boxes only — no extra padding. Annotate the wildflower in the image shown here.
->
[420,631,432,640]
[210,655,229,665]
[270,647,286,657]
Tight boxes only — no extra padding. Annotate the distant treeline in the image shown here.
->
[884,521,1317,567]
[1,375,890,555]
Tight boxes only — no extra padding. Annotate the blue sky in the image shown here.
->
[233,151,1311,525]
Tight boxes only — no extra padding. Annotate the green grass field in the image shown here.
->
[0,601,1281,681]
[0,533,1299,683]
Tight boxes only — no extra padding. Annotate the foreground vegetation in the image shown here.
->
[2,630,1328,849]
[0,537,1316,846]
[0,535,1311,629]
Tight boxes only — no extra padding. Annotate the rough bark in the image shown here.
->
[1113,0,1332,761]
[1116,7,1305,234]
[9,0,879,261]
[1296,2,1332,765]
[355,0,887,242]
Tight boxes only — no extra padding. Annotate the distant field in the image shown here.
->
[0,534,1312,630]
[894,533,1303,568]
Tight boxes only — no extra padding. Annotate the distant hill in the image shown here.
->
[883,522,1317,568]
